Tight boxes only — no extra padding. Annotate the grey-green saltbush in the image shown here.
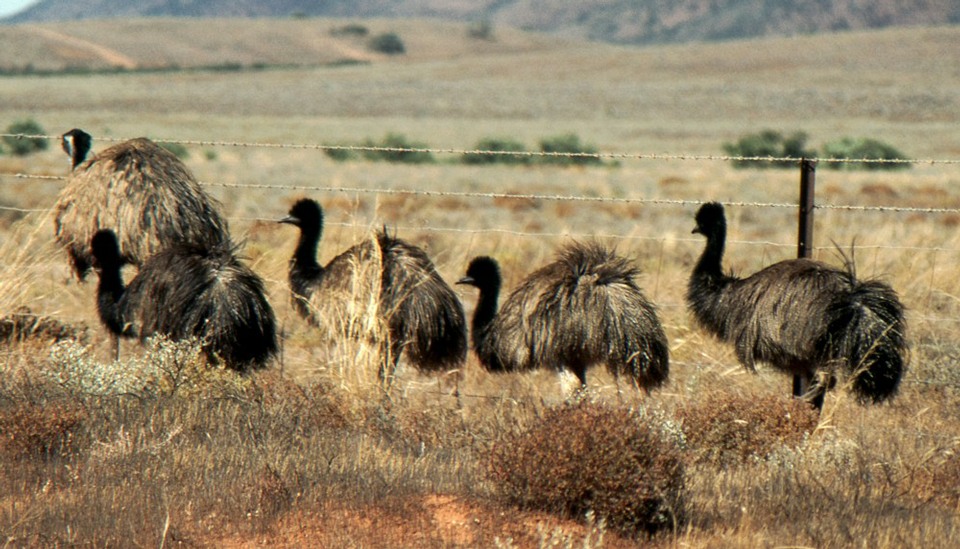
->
[462,137,530,165]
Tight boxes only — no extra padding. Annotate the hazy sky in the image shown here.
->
[0,0,38,18]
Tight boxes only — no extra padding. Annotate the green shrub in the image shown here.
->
[158,141,189,159]
[538,133,602,166]
[462,137,530,165]
[331,23,369,37]
[3,119,48,156]
[487,401,685,537]
[468,19,495,40]
[368,32,406,55]
[821,137,911,170]
[323,145,358,162]
[722,129,815,169]
[675,390,820,466]
[362,133,433,164]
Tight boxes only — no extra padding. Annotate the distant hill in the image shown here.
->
[4,0,959,45]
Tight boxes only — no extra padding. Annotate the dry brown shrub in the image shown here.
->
[248,370,354,432]
[860,183,898,199]
[0,399,87,459]
[676,389,820,466]
[492,192,541,212]
[0,306,89,344]
[248,464,293,524]
[487,400,685,537]
[907,450,960,509]
[658,175,688,187]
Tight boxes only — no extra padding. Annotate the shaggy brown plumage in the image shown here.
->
[687,202,907,409]
[55,129,229,280]
[90,229,277,372]
[279,198,467,380]
[457,242,670,391]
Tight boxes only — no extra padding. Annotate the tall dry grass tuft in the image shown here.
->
[297,231,389,398]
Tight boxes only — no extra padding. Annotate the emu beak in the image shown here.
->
[692,226,702,235]
[278,215,297,225]
[456,276,474,286]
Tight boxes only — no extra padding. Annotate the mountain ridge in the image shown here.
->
[4,0,959,46]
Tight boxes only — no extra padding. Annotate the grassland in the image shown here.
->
[1,18,960,547]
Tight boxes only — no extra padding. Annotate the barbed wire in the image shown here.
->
[7,171,960,215]
[3,133,960,165]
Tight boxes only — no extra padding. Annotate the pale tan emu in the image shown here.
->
[279,198,467,382]
[457,242,670,393]
[55,129,229,280]
[687,202,907,410]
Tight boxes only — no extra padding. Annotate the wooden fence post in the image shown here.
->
[793,158,817,397]
[797,158,817,259]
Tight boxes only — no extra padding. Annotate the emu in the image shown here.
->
[687,201,907,409]
[56,128,229,280]
[457,242,670,392]
[279,198,467,382]
[90,229,277,372]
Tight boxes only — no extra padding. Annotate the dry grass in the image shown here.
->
[1,19,960,547]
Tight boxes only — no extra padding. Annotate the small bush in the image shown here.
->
[0,399,87,460]
[323,144,358,162]
[487,401,685,537]
[331,23,369,37]
[468,20,495,40]
[538,133,601,166]
[368,32,406,55]
[722,129,815,169]
[675,390,820,466]
[362,133,433,164]
[821,137,911,170]
[462,137,530,165]
[159,141,189,159]
[3,119,49,156]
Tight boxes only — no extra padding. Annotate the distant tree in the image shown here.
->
[362,133,432,164]
[331,23,369,37]
[821,137,911,171]
[368,32,406,55]
[462,137,529,165]
[722,130,815,169]
[538,133,601,166]
[468,20,495,40]
[158,142,189,160]
[3,119,48,157]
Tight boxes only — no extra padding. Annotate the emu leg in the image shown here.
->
[793,371,825,411]
[557,369,583,400]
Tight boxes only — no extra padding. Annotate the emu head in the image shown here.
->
[61,128,92,170]
[279,198,323,233]
[693,202,726,237]
[457,256,502,293]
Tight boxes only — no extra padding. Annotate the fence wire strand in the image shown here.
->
[3,132,960,165]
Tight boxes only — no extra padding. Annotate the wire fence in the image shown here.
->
[1,131,959,396]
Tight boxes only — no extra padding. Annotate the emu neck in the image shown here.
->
[694,224,727,281]
[96,265,127,335]
[291,223,323,281]
[471,281,501,349]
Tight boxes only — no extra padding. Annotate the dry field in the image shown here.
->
[1,18,960,547]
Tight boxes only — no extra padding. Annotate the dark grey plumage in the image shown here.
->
[687,202,907,409]
[55,129,230,280]
[90,229,277,372]
[457,242,670,391]
[279,198,467,379]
